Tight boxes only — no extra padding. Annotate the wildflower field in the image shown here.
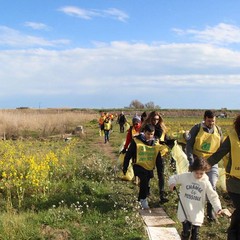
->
[0,109,237,239]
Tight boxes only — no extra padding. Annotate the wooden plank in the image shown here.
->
[146,227,181,240]
[139,208,175,227]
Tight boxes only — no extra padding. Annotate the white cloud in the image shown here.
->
[0,20,240,108]
[24,22,50,30]
[0,26,70,47]
[173,23,240,45]
[103,8,129,22]
[58,6,129,22]
[1,41,240,98]
[58,6,97,19]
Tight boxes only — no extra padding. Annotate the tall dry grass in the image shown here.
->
[0,109,98,139]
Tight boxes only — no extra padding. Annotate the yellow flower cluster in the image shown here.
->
[0,139,77,208]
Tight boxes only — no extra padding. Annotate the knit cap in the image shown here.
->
[132,116,141,124]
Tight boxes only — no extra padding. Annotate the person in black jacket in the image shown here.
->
[141,111,174,204]
[207,114,240,239]
[123,124,164,209]
[117,111,127,133]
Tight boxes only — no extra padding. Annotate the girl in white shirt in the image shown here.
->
[168,158,223,240]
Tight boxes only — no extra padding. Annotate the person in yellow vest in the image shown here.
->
[141,111,174,204]
[207,114,240,240]
[123,124,165,209]
[186,110,223,222]
[103,116,112,143]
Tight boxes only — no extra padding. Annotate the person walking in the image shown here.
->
[120,115,142,154]
[207,114,240,240]
[141,111,174,204]
[119,115,142,183]
[103,116,112,143]
[117,111,127,133]
[186,110,223,221]
[122,124,165,209]
[169,157,223,240]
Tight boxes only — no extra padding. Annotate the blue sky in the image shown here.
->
[1,0,240,110]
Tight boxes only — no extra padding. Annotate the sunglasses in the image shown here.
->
[153,118,159,121]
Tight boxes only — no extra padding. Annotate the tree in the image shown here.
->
[145,101,155,109]
[129,100,144,109]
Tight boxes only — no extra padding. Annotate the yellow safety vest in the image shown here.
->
[104,121,111,130]
[228,130,240,179]
[134,138,159,170]
[134,138,161,170]
[193,125,221,158]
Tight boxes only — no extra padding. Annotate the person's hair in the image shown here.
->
[234,114,240,136]
[141,111,147,122]
[141,111,167,132]
[189,157,208,172]
[204,110,215,119]
[143,123,155,133]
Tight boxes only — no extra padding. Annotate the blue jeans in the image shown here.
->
[104,130,110,143]
[206,164,219,191]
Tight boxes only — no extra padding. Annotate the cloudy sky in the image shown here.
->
[1,0,240,109]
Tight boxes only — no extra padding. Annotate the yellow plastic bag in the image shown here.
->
[217,167,227,192]
[124,122,130,132]
[171,140,189,174]
[117,153,134,181]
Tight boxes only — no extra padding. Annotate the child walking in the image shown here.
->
[103,116,112,143]
[123,124,164,209]
[168,158,223,240]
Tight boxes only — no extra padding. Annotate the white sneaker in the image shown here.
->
[140,198,149,209]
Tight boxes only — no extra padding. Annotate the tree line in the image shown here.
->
[128,99,160,109]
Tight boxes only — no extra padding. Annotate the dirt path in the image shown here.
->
[96,136,118,160]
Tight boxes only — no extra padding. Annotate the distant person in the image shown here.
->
[169,157,223,240]
[103,116,112,143]
[186,110,223,222]
[117,112,127,133]
[207,114,240,240]
[123,124,164,209]
[98,112,106,136]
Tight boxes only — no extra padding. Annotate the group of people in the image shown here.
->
[120,109,240,240]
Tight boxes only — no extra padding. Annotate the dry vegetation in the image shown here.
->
[0,108,238,140]
[0,109,98,139]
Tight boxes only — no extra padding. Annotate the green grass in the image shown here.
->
[0,116,233,239]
